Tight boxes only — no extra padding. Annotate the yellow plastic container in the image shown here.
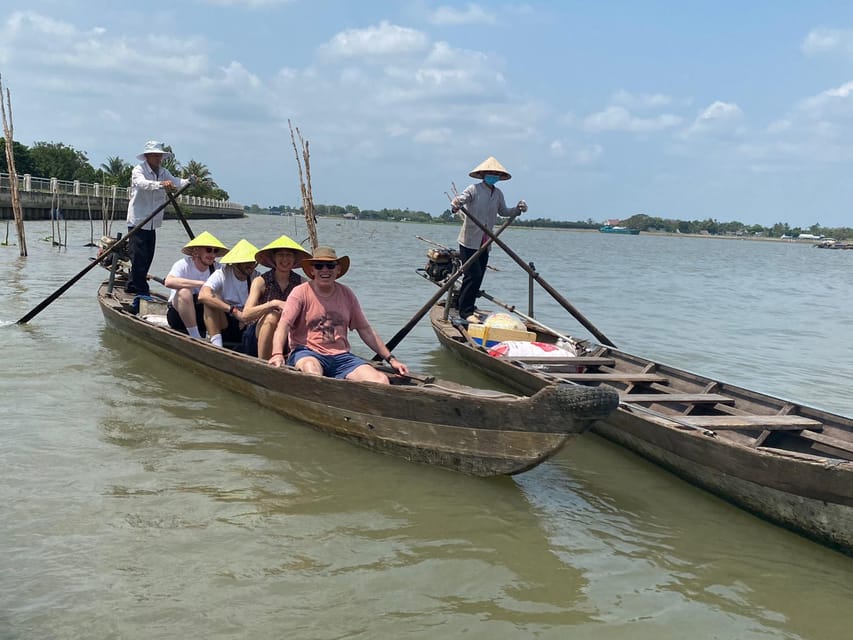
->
[467,323,535,348]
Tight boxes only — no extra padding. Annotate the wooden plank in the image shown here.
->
[620,393,735,404]
[799,430,853,459]
[550,372,668,382]
[676,415,822,429]
[509,356,616,366]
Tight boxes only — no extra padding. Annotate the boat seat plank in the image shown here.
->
[799,430,853,459]
[550,372,669,382]
[509,356,616,366]
[620,393,735,405]
[677,415,822,429]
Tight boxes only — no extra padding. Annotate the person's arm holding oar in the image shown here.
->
[16,182,193,324]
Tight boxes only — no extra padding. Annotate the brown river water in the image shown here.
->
[2,216,852,639]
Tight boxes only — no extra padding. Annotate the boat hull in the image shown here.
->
[429,303,853,552]
[98,284,618,476]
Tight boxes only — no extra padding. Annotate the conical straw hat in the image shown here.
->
[182,231,228,257]
[219,239,260,264]
[254,235,312,268]
[469,156,511,180]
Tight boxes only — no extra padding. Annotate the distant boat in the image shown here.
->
[599,225,640,235]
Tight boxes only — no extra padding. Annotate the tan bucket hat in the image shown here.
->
[220,239,260,265]
[181,231,228,257]
[469,156,511,180]
[255,235,312,268]
[301,246,350,279]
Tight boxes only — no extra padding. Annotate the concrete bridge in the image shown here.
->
[0,172,245,221]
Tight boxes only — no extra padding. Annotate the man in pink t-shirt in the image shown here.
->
[268,246,408,384]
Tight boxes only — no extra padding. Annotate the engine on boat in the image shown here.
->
[418,247,460,285]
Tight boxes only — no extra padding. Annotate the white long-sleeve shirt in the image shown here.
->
[127,162,190,230]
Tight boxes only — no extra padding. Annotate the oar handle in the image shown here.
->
[457,204,616,347]
[16,182,193,324]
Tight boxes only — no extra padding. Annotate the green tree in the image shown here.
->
[0,138,36,174]
[29,141,97,181]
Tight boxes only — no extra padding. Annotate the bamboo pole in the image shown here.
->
[0,73,27,256]
[288,119,319,250]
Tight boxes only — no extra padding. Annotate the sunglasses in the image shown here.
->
[202,247,217,254]
[312,262,338,270]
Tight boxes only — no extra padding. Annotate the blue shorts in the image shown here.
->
[287,346,369,379]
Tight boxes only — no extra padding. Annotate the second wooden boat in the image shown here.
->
[422,259,853,553]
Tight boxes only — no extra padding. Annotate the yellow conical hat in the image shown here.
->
[219,239,260,264]
[181,231,228,256]
[255,235,312,268]
[469,156,511,180]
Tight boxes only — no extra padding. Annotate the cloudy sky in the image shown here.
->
[3,1,853,227]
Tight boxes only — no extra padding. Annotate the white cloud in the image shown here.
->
[429,4,496,26]
[801,27,853,56]
[583,106,682,133]
[611,90,672,109]
[682,101,743,137]
[319,21,429,60]
[798,80,853,118]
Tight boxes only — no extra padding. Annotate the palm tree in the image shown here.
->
[100,155,131,186]
[182,159,220,197]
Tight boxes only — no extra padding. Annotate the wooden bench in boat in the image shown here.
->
[674,415,823,430]
[548,372,669,383]
[620,393,735,405]
[799,429,853,460]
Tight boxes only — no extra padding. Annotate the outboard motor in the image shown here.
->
[419,247,460,285]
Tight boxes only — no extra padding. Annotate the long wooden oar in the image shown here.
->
[380,214,518,354]
[17,183,192,324]
[457,204,616,347]
[167,190,195,240]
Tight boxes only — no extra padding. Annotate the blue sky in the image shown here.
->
[2,1,853,228]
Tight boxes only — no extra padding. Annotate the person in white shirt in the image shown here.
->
[198,239,260,349]
[126,140,195,295]
[164,231,228,339]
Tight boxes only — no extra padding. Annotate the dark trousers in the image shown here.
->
[127,227,156,294]
[166,298,207,338]
[457,244,489,317]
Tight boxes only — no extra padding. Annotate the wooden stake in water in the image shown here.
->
[0,73,27,256]
[289,120,319,250]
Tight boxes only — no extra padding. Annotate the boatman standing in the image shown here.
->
[126,140,196,296]
[451,156,527,323]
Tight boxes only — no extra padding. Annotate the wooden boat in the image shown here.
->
[97,282,619,477]
[428,295,853,553]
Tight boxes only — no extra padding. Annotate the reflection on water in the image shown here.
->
[2,219,852,638]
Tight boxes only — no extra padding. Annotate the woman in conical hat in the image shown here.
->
[450,156,528,322]
[164,231,228,339]
[240,235,312,359]
[198,239,260,349]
